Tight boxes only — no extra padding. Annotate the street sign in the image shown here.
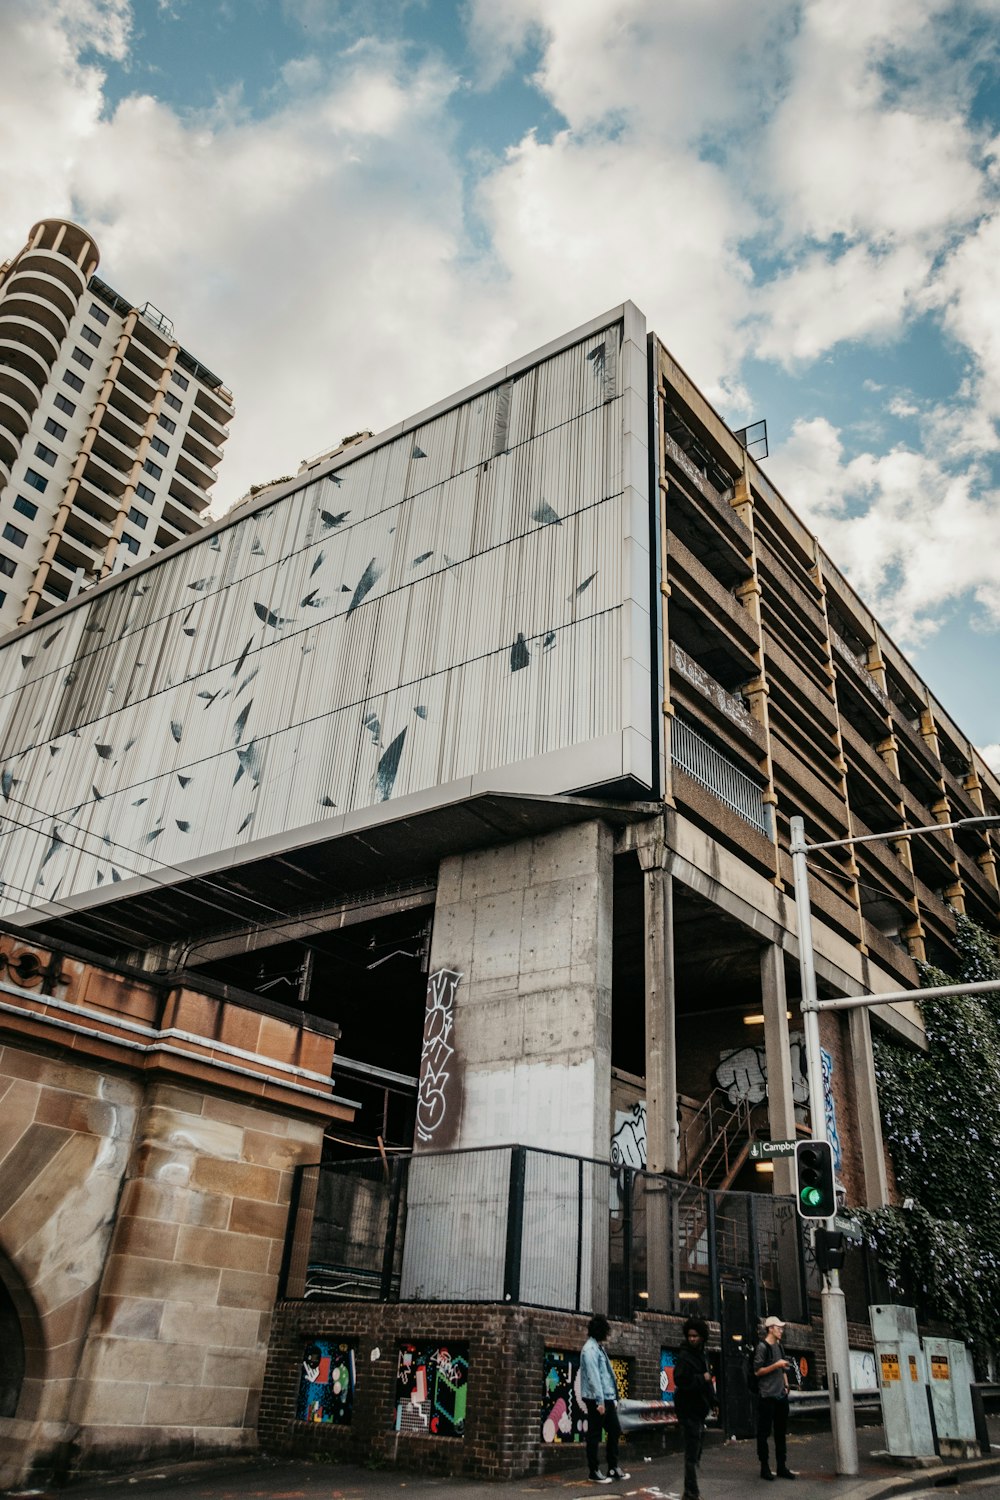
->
[834,1214,863,1243]
[749,1138,797,1160]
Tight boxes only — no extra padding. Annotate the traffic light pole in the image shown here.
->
[790,815,859,1477]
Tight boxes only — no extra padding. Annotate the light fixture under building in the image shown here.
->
[743,1010,792,1025]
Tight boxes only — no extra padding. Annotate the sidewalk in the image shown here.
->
[6,1421,1000,1500]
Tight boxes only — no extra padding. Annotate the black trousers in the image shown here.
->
[584,1399,621,1474]
[756,1395,789,1470]
[679,1415,705,1497]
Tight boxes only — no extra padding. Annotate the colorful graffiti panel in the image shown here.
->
[659,1348,676,1406]
[296,1339,357,1424]
[541,1350,632,1444]
[394,1343,469,1437]
[541,1349,585,1444]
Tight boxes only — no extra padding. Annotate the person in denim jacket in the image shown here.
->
[579,1314,630,1483]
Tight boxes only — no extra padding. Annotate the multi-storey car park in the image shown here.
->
[0,303,997,1483]
[0,218,233,627]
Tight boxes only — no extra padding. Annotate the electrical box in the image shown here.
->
[869,1304,935,1458]
[923,1337,979,1459]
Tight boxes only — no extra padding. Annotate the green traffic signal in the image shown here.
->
[794,1139,836,1219]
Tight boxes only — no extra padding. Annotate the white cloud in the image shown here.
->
[980,743,1000,777]
[752,244,931,366]
[764,0,987,247]
[768,417,1000,646]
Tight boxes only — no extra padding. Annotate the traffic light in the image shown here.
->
[794,1139,836,1219]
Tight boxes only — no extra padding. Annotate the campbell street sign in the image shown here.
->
[749,1138,797,1160]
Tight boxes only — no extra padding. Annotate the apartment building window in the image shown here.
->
[0,555,17,577]
[80,324,102,347]
[143,459,162,480]
[44,418,68,442]
[89,303,110,326]
[120,531,140,554]
[135,482,155,502]
[157,413,176,434]
[63,370,85,394]
[71,347,93,370]
[3,524,27,548]
[127,506,148,528]
[24,468,48,492]
[13,497,38,521]
[0,590,6,608]
[170,369,189,390]
[150,436,169,457]
[34,442,57,465]
[163,390,183,411]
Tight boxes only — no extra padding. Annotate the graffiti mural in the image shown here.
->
[715,1031,810,1108]
[540,1350,631,1444]
[611,1101,647,1169]
[659,1349,676,1409]
[541,1349,585,1444]
[394,1343,468,1436]
[820,1047,843,1170]
[296,1339,356,1424]
[415,968,462,1145]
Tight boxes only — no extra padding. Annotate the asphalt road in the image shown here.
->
[5,1422,1000,1500]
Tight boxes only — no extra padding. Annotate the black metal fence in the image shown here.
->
[280,1144,869,1323]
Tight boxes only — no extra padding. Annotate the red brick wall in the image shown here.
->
[259,1302,818,1478]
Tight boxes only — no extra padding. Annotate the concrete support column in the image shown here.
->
[760,942,796,1195]
[639,848,678,1176]
[402,820,615,1311]
[848,1006,890,1207]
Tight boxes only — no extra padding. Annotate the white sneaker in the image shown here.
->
[589,1473,613,1484]
[608,1470,631,1481]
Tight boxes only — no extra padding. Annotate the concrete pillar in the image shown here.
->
[403,820,615,1309]
[848,1006,890,1207]
[639,850,678,1176]
[636,835,677,1311]
[760,942,796,1196]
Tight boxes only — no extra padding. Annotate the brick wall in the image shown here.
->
[260,1302,820,1478]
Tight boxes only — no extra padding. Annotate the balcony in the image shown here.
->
[123,337,162,385]
[671,716,771,838]
[193,384,234,430]
[167,471,210,516]
[2,267,78,325]
[107,384,148,431]
[116,357,157,405]
[17,247,87,299]
[82,449,128,498]
[187,405,228,449]
[174,445,215,492]
[0,341,46,404]
[75,472,119,524]
[0,291,70,345]
[0,312,60,368]
[180,424,221,472]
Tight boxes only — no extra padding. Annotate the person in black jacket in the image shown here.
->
[672,1317,716,1500]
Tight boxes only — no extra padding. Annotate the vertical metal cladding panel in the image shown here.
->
[398,1148,510,1301]
[0,313,649,917]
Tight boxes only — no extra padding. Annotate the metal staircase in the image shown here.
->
[681,1087,759,1191]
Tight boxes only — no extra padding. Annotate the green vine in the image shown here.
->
[853,914,1000,1362]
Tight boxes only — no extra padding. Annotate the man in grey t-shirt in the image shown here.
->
[753,1316,796,1480]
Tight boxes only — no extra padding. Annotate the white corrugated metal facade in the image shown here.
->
[0,305,652,920]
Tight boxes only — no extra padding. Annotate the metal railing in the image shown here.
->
[279,1145,852,1328]
[681,1087,760,1189]
[671,717,771,837]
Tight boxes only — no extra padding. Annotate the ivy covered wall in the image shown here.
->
[856,915,1000,1363]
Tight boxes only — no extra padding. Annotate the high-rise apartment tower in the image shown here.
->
[0,217,234,628]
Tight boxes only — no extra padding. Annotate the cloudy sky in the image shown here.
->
[3,0,1000,766]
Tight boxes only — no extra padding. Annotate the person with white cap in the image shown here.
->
[753,1315,796,1481]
